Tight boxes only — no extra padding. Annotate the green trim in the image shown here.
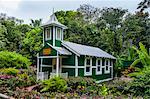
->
[78,68,84,76]
[43,26,63,47]
[62,68,75,76]
[78,55,85,66]
[92,68,111,80]
[78,56,96,66]
[39,43,57,56]
[44,39,62,47]
[78,68,111,81]
[55,40,61,47]
[45,40,53,45]
[42,67,52,78]
[42,67,52,72]
[43,26,53,45]
[62,54,75,66]
[92,57,96,66]
[43,58,52,65]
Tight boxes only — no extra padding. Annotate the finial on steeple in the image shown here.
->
[41,8,67,29]
[53,8,55,14]
[50,8,58,22]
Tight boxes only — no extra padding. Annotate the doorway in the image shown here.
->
[52,58,62,73]
[52,58,56,73]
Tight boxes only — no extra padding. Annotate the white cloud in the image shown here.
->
[0,0,22,11]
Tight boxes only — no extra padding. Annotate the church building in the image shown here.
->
[37,13,116,83]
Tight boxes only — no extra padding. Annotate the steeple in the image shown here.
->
[42,11,67,47]
[41,12,67,29]
[50,14,58,22]
[49,8,58,22]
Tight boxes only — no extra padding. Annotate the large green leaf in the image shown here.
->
[131,42,150,67]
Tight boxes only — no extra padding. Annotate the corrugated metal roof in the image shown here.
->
[41,14,67,29]
[47,43,72,55]
[62,41,116,59]
[53,46,72,55]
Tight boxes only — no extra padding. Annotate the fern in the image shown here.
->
[131,59,140,67]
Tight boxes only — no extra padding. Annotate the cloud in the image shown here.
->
[0,0,140,24]
[0,0,22,11]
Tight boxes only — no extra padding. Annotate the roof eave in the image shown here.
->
[41,23,68,29]
[84,54,116,59]
[47,43,72,55]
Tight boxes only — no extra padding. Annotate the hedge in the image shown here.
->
[0,51,31,69]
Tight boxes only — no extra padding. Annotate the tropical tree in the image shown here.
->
[55,5,128,56]
[121,12,150,49]
[22,27,42,63]
[77,4,101,23]
[137,0,150,12]
[0,23,7,50]
[99,7,127,55]
[0,20,23,51]
[30,19,42,27]
[131,42,150,67]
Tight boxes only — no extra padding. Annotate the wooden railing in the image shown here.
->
[37,72,49,80]
[50,72,68,79]
[37,72,68,80]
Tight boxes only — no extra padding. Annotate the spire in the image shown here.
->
[50,13,58,22]
[49,8,58,22]
[41,9,67,29]
[53,8,54,14]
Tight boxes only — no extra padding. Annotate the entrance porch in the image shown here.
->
[37,55,68,80]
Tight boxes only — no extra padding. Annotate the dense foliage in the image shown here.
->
[0,68,19,76]
[137,0,150,12]
[55,5,149,57]
[127,67,150,97]
[0,3,149,62]
[0,1,150,98]
[0,67,36,93]
[22,28,42,62]
[0,14,42,63]
[65,76,95,87]
[64,77,106,97]
[131,42,150,67]
[41,76,67,92]
[0,51,31,69]
[40,77,110,98]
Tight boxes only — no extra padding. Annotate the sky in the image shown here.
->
[0,0,145,24]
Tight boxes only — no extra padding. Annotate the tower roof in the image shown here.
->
[41,13,67,29]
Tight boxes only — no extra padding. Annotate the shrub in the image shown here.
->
[127,67,150,97]
[106,78,131,96]
[122,67,141,77]
[100,84,108,96]
[131,42,150,67]
[65,77,96,88]
[0,71,37,91]
[0,68,19,76]
[0,51,31,69]
[17,72,36,87]
[0,75,14,79]
[41,76,67,92]
[64,77,108,96]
